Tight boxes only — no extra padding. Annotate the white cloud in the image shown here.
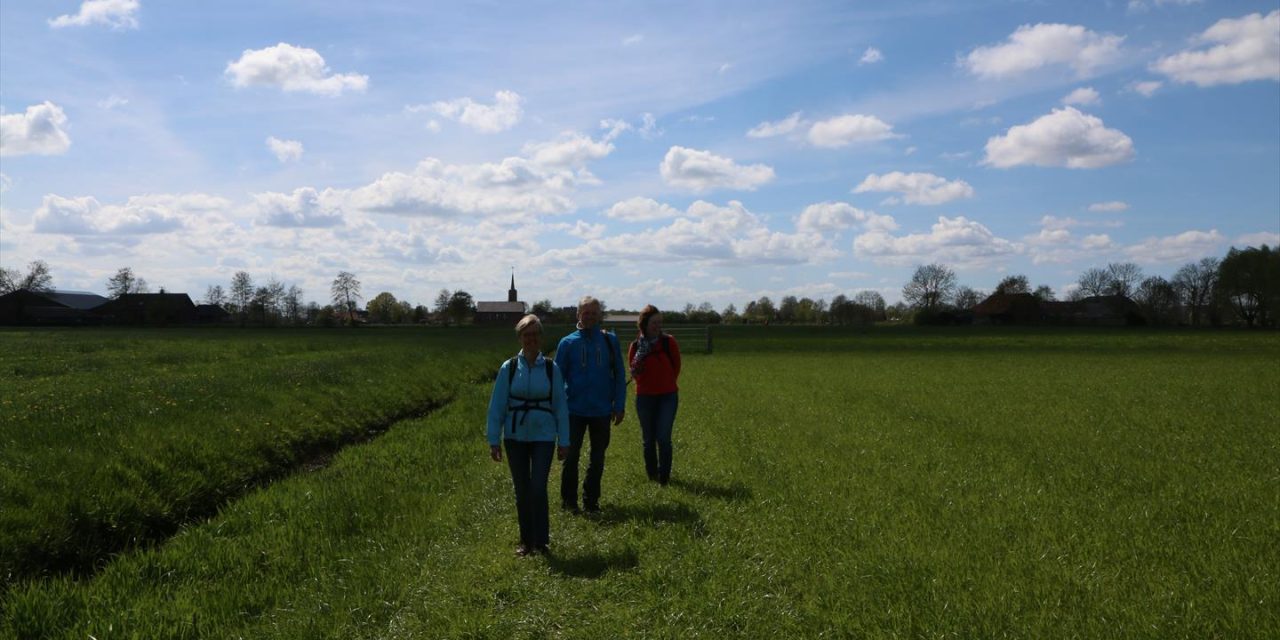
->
[266,136,304,162]
[1152,11,1280,87]
[718,63,733,75]
[225,43,368,96]
[252,187,343,228]
[984,107,1134,169]
[545,200,836,267]
[796,202,898,233]
[853,172,975,206]
[1129,80,1163,96]
[561,220,606,240]
[49,0,139,29]
[747,112,803,138]
[523,132,613,168]
[422,90,524,133]
[807,114,898,147]
[604,197,681,222]
[1129,0,1203,11]
[961,23,1124,79]
[98,95,129,109]
[33,193,227,235]
[623,34,644,46]
[347,156,578,220]
[1062,87,1101,106]
[1082,233,1114,249]
[0,102,72,157]
[1236,231,1280,247]
[659,146,775,192]
[853,216,1020,267]
[1088,200,1129,212]
[1125,229,1224,263]
[859,47,884,65]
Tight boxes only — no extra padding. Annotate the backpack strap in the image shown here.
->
[505,355,555,433]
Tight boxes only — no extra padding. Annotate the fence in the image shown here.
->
[603,322,713,354]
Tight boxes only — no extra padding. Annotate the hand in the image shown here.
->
[557,446,568,461]
[490,445,502,462]
[612,411,625,426]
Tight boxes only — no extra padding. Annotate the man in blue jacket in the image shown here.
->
[555,296,627,514]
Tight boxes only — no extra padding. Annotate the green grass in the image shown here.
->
[2,326,1277,638]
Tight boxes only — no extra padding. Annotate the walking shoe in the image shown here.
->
[515,544,532,557]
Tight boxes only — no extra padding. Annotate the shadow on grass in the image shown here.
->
[546,547,639,579]
[668,478,753,502]
[590,502,704,529]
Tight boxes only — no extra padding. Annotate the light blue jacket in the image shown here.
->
[486,352,570,447]
[554,327,626,418]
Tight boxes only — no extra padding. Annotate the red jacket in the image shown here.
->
[628,334,681,395]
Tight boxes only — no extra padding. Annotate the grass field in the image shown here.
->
[2,326,1277,639]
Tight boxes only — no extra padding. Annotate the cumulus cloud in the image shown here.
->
[1,102,72,157]
[1125,229,1224,263]
[747,112,804,138]
[49,0,139,29]
[523,132,613,168]
[659,146,775,192]
[347,156,578,220]
[225,43,368,96]
[422,90,524,133]
[859,47,884,65]
[266,136,304,162]
[807,114,898,147]
[961,23,1124,79]
[33,193,227,235]
[1088,200,1129,212]
[1082,233,1114,249]
[1129,80,1163,96]
[604,197,681,222]
[252,187,344,228]
[545,200,836,267]
[1062,87,1101,105]
[853,215,1020,266]
[853,172,975,205]
[1237,231,1280,247]
[1152,11,1280,87]
[795,202,898,233]
[984,107,1134,169]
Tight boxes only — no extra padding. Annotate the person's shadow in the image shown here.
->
[590,502,703,528]
[546,547,640,579]
[668,478,752,502]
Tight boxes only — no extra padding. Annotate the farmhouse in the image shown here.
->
[475,274,526,326]
[0,289,109,325]
[93,292,197,326]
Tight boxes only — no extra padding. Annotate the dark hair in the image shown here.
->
[637,304,661,336]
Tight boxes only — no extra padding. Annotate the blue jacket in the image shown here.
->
[486,352,570,447]
[554,326,627,417]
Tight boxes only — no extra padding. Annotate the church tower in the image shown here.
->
[508,271,517,303]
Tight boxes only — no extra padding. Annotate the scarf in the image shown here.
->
[630,332,661,377]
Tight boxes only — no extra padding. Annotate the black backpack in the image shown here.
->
[505,356,555,432]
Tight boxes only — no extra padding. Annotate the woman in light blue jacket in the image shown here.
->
[487,314,570,556]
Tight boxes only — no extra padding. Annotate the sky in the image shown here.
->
[1,0,1278,310]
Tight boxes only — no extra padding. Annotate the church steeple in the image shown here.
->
[508,270,517,303]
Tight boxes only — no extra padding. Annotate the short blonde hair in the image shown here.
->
[515,314,542,334]
[577,295,600,312]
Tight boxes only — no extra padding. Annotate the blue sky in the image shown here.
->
[2,0,1277,309]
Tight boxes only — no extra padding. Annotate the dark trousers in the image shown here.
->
[636,392,678,481]
[505,439,554,547]
[561,415,611,508]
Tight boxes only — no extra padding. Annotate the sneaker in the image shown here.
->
[515,544,532,557]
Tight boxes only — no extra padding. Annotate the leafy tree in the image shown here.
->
[531,299,553,317]
[903,263,956,311]
[853,291,886,316]
[367,292,399,324]
[396,300,413,324]
[1,261,54,293]
[778,295,799,323]
[0,267,15,294]
[230,271,254,324]
[1172,257,1220,326]
[331,271,362,325]
[433,289,452,321]
[1033,285,1055,301]
[1216,245,1279,328]
[1136,276,1181,326]
[994,274,1030,295]
[721,303,739,324]
[413,305,429,324]
[447,290,475,325]
[107,267,148,298]
[751,296,776,323]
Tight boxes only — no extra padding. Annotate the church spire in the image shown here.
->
[508,269,517,303]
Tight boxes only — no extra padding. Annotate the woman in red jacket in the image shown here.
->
[628,304,681,485]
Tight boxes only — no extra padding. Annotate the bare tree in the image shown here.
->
[1076,268,1111,298]
[283,285,303,324]
[903,263,956,311]
[994,274,1030,295]
[204,285,227,307]
[331,271,362,325]
[231,271,254,324]
[1105,262,1144,297]
[106,266,147,298]
[954,286,984,310]
[1172,257,1219,326]
[0,267,15,294]
[1033,285,1055,301]
[1136,276,1181,325]
[2,261,54,293]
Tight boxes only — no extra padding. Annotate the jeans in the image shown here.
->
[635,392,678,482]
[561,414,611,508]
[505,439,555,547]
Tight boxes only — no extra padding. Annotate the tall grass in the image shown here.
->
[3,327,1277,638]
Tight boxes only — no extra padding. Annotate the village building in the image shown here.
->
[93,292,197,326]
[474,274,526,326]
[0,289,110,325]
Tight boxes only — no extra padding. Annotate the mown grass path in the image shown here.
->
[3,327,1277,638]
